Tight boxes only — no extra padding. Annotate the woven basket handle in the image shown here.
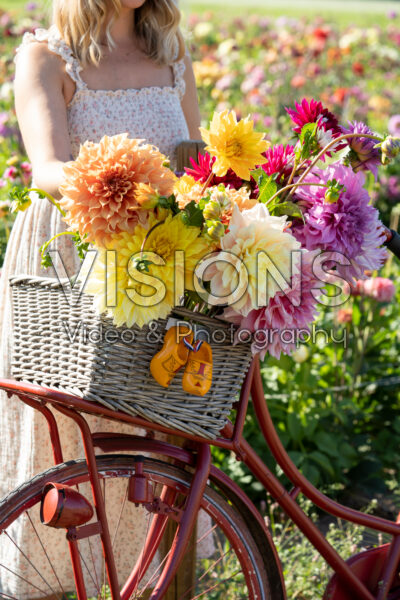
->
[176,140,207,171]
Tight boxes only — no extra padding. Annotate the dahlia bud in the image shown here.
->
[380,136,400,165]
[336,308,353,324]
[9,186,32,213]
[210,187,231,211]
[11,197,31,213]
[324,188,340,203]
[324,179,344,204]
[203,200,221,220]
[206,220,225,241]
[292,345,309,363]
[6,155,19,166]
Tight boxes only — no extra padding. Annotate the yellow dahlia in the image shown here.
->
[173,174,203,209]
[84,214,210,328]
[59,134,176,247]
[199,110,269,180]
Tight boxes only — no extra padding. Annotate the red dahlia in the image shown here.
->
[185,152,244,190]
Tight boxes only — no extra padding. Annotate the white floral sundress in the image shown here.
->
[0,25,191,597]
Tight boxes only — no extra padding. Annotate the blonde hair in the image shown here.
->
[52,0,186,67]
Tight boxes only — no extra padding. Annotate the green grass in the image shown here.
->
[1,0,400,26]
[183,0,399,26]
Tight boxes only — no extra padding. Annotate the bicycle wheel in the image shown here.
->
[0,455,283,600]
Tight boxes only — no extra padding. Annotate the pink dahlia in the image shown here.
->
[286,98,343,138]
[342,121,381,179]
[250,145,297,197]
[356,277,396,303]
[260,144,295,180]
[388,114,400,137]
[224,250,323,359]
[185,152,244,190]
[292,164,387,280]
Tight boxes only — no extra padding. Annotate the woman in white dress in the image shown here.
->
[0,0,201,596]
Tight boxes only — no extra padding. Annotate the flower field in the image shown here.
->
[0,0,400,517]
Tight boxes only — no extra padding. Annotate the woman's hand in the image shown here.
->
[181,51,202,139]
[14,41,73,199]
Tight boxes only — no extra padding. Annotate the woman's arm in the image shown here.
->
[180,52,202,139]
[14,42,72,199]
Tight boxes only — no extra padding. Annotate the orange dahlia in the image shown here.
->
[59,134,176,246]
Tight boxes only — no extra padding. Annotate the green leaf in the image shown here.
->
[181,200,204,228]
[287,412,302,442]
[258,177,278,204]
[301,461,320,486]
[72,232,90,261]
[352,301,361,326]
[250,167,269,188]
[314,431,339,457]
[297,122,319,161]
[270,201,304,221]
[300,122,318,144]
[309,450,335,477]
[288,450,304,467]
[158,194,180,214]
[41,252,53,269]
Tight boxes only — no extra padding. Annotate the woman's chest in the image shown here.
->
[66,90,189,165]
[80,54,175,92]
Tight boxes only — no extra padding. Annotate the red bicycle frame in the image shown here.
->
[0,356,399,600]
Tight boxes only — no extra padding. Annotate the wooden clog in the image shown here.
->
[182,341,213,396]
[150,325,193,388]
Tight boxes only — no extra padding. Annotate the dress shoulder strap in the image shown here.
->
[171,46,189,100]
[14,26,87,91]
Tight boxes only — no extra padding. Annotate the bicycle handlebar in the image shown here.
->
[384,228,400,260]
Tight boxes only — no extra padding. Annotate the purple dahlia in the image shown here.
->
[342,121,381,179]
[292,164,387,280]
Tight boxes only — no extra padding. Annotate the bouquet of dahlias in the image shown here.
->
[13,100,400,361]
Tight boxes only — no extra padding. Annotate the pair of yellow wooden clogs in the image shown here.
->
[150,325,213,396]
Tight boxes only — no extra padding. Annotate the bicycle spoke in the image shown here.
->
[179,548,233,600]
[102,477,106,600]
[4,531,60,597]
[0,457,269,600]
[78,545,101,595]
[111,483,128,550]
[0,562,48,596]
[87,536,100,594]
[138,536,171,595]
[133,512,153,599]
[0,591,20,599]
[190,570,242,600]
[26,511,66,599]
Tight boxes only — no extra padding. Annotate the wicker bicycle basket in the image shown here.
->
[9,275,253,439]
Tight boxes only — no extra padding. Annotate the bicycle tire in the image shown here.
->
[0,455,283,599]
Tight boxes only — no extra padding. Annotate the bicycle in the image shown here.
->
[0,229,399,600]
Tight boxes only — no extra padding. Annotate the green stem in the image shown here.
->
[286,158,298,188]
[41,230,76,257]
[28,188,66,217]
[287,132,383,198]
[267,181,329,205]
